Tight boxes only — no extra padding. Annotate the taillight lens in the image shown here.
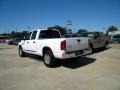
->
[61,40,66,50]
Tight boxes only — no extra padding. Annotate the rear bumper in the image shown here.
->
[61,48,92,59]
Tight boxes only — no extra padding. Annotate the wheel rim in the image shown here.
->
[105,43,108,49]
[44,54,51,65]
[19,48,22,55]
[90,48,93,53]
[89,46,93,53]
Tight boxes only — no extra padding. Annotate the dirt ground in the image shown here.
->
[0,43,120,90]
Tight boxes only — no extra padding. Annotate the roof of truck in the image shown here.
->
[33,29,59,32]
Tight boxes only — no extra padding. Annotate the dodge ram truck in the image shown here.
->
[18,29,91,67]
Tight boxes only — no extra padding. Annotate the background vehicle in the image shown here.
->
[19,29,91,67]
[0,36,10,43]
[6,38,21,45]
[6,38,14,45]
[12,38,21,45]
[111,34,120,43]
[78,32,109,53]
[0,39,6,43]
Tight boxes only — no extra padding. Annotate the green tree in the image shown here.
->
[107,26,118,32]
[77,29,88,34]
[106,26,118,36]
[2,33,7,36]
[21,31,29,37]
[48,25,67,35]
[10,31,29,38]
[11,31,16,38]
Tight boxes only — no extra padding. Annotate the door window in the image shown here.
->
[31,31,37,40]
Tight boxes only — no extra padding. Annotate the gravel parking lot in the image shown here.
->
[0,43,120,90]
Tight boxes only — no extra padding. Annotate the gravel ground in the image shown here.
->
[0,43,120,90]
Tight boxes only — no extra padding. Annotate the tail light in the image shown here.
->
[61,40,66,50]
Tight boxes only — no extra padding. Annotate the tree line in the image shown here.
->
[0,31,29,38]
[77,26,119,35]
[0,25,119,38]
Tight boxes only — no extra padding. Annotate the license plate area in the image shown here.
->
[75,50,83,55]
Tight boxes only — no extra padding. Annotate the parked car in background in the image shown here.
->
[12,38,21,45]
[78,32,109,53]
[111,34,120,43]
[6,38,14,45]
[0,39,1,43]
[0,39,6,43]
[6,38,21,45]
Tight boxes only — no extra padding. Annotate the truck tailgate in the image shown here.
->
[65,37,89,52]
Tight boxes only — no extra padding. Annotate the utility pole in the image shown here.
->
[66,20,72,34]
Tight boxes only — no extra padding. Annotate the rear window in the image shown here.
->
[39,30,61,39]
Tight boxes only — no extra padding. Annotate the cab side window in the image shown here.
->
[31,31,37,40]
[39,31,46,39]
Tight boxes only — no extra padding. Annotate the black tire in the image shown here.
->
[43,50,56,67]
[19,47,25,57]
[89,44,94,54]
[104,42,108,50]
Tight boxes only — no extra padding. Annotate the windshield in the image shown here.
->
[113,34,120,38]
[78,32,94,37]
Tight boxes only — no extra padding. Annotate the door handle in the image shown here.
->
[27,42,29,43]
[33,41,35,43]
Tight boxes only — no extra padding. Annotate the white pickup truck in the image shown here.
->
[18,29,91,67]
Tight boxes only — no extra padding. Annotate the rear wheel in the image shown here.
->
[104,42,108,50]
[19,47,25,57]
[43,50,56,67]
[89,44,94,54]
